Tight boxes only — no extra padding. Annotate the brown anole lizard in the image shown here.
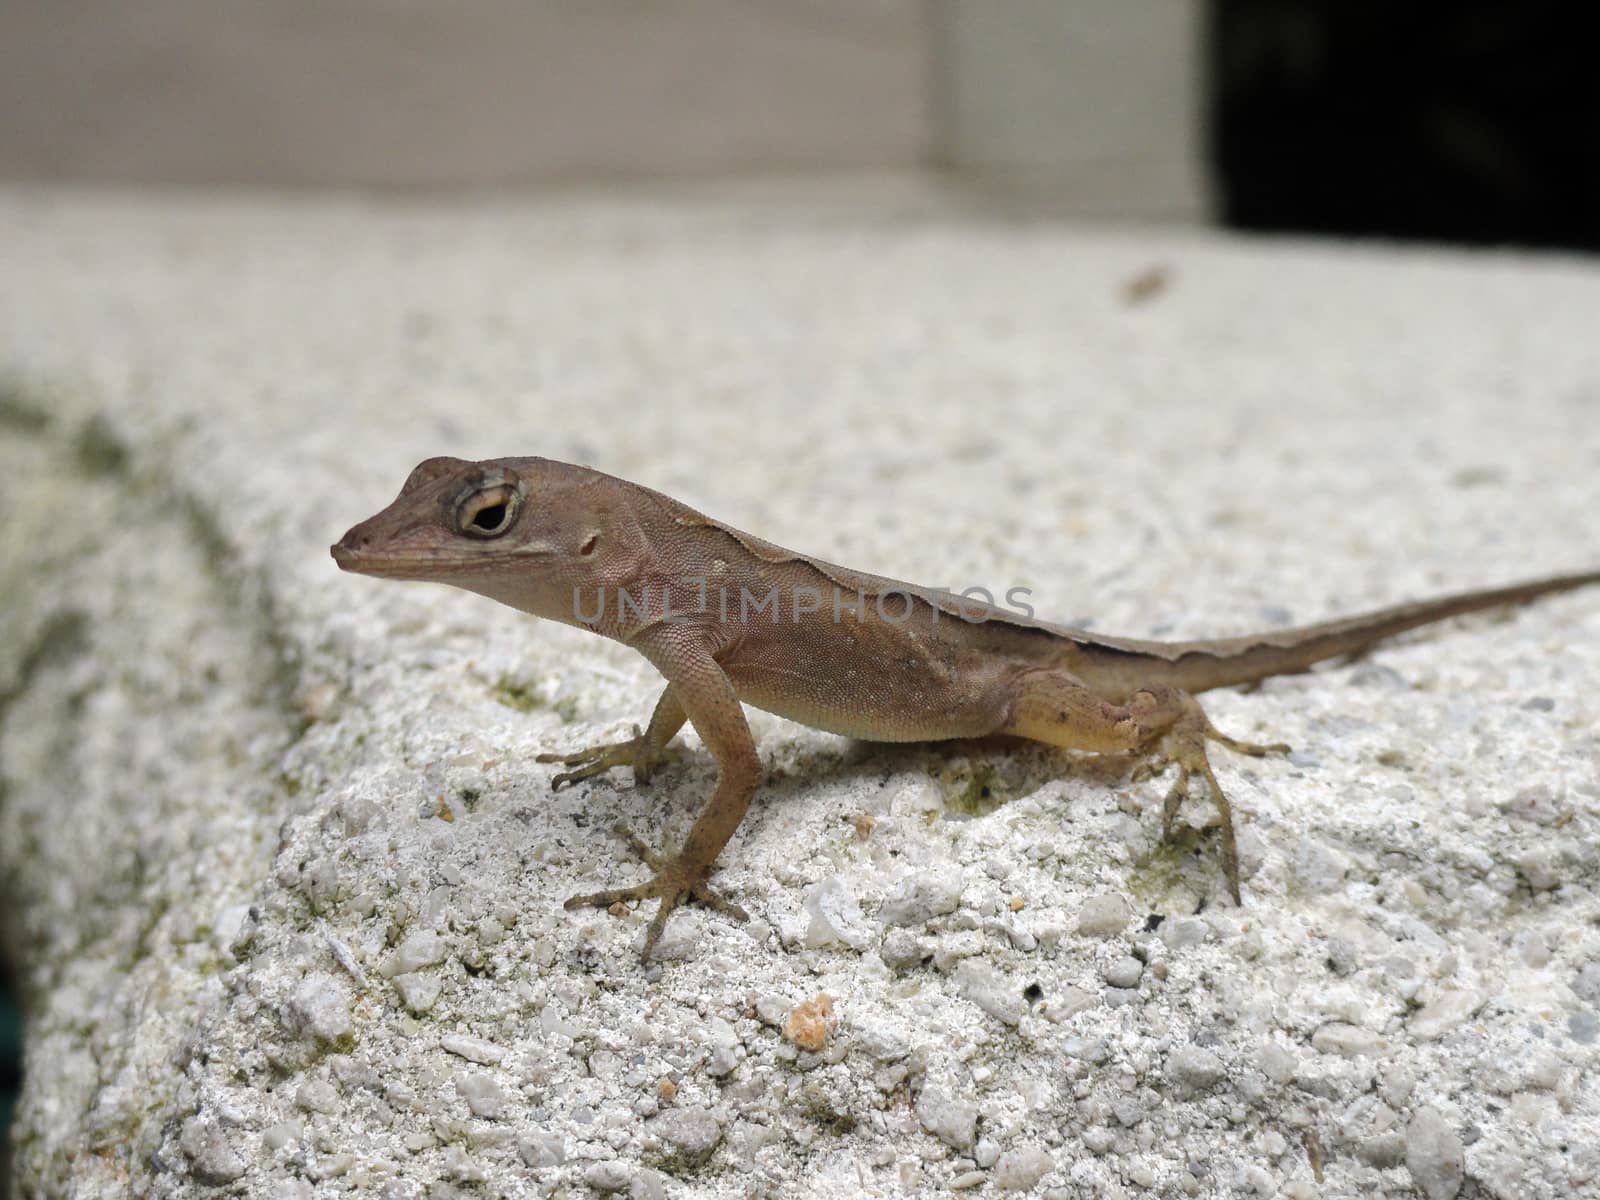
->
[332,456,1599,958]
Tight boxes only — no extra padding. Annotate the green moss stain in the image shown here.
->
[74,413,130,477]
[488,676,580,724]
[0,376,51,433]
[938,760,1008,817]
[489,677,544,713]
[1127,826,1212,905]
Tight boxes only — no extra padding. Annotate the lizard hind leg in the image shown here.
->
[1000,669,1287,903]
[1131,694,1289,903]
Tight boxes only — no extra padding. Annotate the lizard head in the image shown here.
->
[331,456,642,620]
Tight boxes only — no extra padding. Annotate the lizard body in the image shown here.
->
[333,456,1599,957]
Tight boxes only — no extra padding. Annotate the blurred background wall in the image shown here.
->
[3,2,1590,244]
[0,0,934,190]
[0,0,1209,220]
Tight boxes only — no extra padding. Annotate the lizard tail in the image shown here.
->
[1080,569,1600,696]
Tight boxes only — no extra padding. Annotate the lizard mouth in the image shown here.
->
[330,541,412,578]
[328,536,444,579]
[329,539,525,580]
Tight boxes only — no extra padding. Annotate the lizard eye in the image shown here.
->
[456,484,521,538]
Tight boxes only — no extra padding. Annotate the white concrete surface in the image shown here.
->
[2,185,1598,1198]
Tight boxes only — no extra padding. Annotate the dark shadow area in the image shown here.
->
[1212,1,1600,250]
[1,965,18,1199]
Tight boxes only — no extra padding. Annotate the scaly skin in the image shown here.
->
[333,456,1600,959]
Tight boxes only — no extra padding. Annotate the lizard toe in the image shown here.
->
[564,826,743,959]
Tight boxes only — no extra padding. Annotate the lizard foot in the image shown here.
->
[564,823,748,959]
[538,726,671,788]
[1132,710,1289,904]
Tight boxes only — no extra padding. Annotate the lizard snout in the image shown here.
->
[330,526,374,570]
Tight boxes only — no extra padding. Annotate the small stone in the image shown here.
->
[782,994,834,1051]
[1409,991,1481,1040]
[754,994,791,1027]
[645,1107,723,1168]
[879,928,931,970]
[1291,838,1350,892]
[1514,849,1561,891]
[262,1119,304,1151]
[381,929,448,976]
[456,1073,508,1120]
[1081,1127,1116,1155]
[180,1117,247,1185]
[1573,962,1600,1005]
[392,971,443,1014]
[803,876,871,949]
[1512,927,1553,968]
[1077,894,1134,937]
[1504,783,1565,825]
[583,1161,635,1193]
[1102,956,1143,989]
[995,1145,1054,1191]
[1406,1107,1464,1200]
[1042,986,1098,1023]
[1381,1066,1418,1108]
[703,1016,741,1077]
[286,973,353,1044]
[950,1171,988,1190]
[1165,1046,1225,1097]
[974,1137,1000,1168]
[880,872,964,927]
[588,1049,622,1080]
[1311,1023,1387,1058]
[296,1080,340,1114]
[308,1153,355,1181]
[212,905,252,957]
[1512,1049,1563,1092]
[1567,1009,1597,1044]
[916,1082,977,1152]
[440,1034,506,1065]
[1063,1036,1110,1065]
[857,1022,910,1062]
[1159,918,1207,950]
[1358,1132,1407,1168]
[517,1132,566,1168]
[955,960,1024,1027]
[305,858,346,911]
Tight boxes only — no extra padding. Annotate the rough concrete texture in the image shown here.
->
[1,186,1598,1199]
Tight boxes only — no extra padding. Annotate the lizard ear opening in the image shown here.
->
[455,484,521,539]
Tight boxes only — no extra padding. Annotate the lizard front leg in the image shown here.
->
[562,625,760,959]
[537,685,686,787]
[1000,669,1287,902]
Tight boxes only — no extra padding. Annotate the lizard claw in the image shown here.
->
[538,725,669,789]
[564,823,748,959]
